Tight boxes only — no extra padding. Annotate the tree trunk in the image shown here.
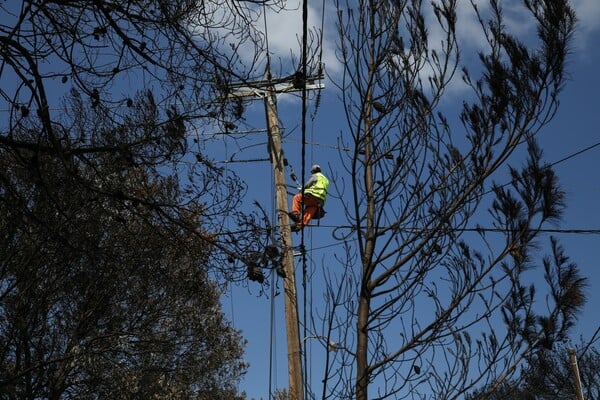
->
[356,101,376,400]
[356,289,371,400]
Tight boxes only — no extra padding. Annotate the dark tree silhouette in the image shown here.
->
[467,340,600,400]
[0,109,248,398]
[0,0,287,281]
[311,1,586,399]
[0,0,269,137]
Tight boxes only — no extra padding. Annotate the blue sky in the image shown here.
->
[2,1,596,399]
[220,1,600,399]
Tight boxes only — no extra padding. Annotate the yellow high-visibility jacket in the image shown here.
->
[303,172,329,204]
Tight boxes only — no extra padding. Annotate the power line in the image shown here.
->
[300,0,310,398]
[549,141,600,167]
[321,224,600,235]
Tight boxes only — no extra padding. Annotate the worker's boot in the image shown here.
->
[288,212,300,223]
[291,224,302,233]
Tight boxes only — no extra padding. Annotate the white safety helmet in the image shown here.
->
[310,164,321,173]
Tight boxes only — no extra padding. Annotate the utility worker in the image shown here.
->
[289,164,329,232]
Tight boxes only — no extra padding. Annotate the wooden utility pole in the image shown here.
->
[227,69,323,400]
[264,80,304,400]
[568,347,585,400]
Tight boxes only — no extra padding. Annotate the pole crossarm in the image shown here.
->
[226,74,324,99]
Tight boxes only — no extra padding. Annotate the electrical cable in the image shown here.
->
[299,0,310,398]
[261,4,277,399]
[268,271,277,400]
[310,0,327,120]
[318,0,326,68]
[262,1,272,73]
[579,325,600,358]
[306,36,319,397]
[549,141,600,167]
[268,158,277,400]
[205,221,600,240]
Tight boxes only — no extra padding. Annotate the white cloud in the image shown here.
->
[257,0,599,100]
[263,1,304,61]
[571,0,600,50]
[263,0,340,76]
[454,1,491,51]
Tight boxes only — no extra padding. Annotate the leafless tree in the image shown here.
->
[0,0,272,136]
[0,3,304,395]
[314,1,587,399]
[0,0,292,281]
